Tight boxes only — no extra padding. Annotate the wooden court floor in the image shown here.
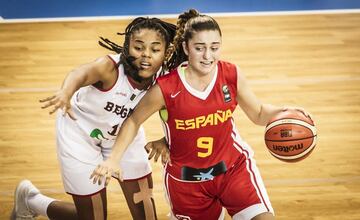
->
[0,12,359,219]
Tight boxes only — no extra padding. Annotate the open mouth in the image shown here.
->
[139,61,151,70]
[200,61,214,66]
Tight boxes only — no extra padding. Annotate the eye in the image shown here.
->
[211,47,219,52]
[134,46,142,51]
[195,47,204,51]
[152,49,161,53]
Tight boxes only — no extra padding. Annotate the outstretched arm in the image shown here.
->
[39,56,116,119]
[90,84,166,186]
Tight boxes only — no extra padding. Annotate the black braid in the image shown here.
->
[98,36,123,54]
[99,17,177,83]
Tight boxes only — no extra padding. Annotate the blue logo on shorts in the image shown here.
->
[193,168,214,181]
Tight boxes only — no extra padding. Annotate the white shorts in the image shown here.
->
[56,114,152,195]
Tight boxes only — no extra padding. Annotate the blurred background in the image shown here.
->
[1,1,360,219]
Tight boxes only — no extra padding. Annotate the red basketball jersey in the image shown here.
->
[157,61,246,180]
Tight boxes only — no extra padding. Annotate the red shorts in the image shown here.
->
[164,156,274,220]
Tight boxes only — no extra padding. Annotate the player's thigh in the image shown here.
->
[118,173,154,200]
[56,113,105,195]
[104,127,152,180]
[72,189,107,220]
[164,173,223,220]
[118,174,156,220]
[221,157,274,219]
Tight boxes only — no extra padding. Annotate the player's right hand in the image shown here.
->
[39,90,76,120]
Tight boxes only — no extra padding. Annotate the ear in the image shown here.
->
[182,41,189,56]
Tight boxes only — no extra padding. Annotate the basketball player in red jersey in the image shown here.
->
[90,9,310,220]
[11,17,176,220]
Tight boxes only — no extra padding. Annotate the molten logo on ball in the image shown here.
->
[265,110,317,162]
[273,143,304,153]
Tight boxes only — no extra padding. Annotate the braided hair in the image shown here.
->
[168,9,222,66]
[99,17,177,83]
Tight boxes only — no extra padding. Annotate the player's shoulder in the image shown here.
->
[218,60,237,71]
[157,68,178,83]
[96,54,124,74]
[90,54,119,73]
[106,53,121,63]
[217,60,238,80]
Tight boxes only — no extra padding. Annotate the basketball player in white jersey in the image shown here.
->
[11,17,177,220]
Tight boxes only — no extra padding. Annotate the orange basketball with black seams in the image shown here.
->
[264,110,317,162]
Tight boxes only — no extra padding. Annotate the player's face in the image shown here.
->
[183,30,222,76]
[128,28,166,79]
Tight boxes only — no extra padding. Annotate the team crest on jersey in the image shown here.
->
[222,85,231,103]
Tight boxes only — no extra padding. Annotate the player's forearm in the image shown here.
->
[109,117,140,161]
[256,104,284,126]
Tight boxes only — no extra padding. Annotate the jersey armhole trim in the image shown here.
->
[157,79,169,109]
[92,55,119,92]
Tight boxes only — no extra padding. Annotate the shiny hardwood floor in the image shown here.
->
[0,12,359,219]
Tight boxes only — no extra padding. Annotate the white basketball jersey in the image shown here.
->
[71,54,162,149]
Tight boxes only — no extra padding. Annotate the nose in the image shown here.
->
[203,48,210,60]
[142,48,151,58]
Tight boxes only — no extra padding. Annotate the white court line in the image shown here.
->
[1,176,359,196]
[1,75,359,94]
[265,176,360,186]
[249,76,360,85]
[0,87,59,93]
[0,9,359,23]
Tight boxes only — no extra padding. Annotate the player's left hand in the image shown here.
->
[145,137,170,166]
[90,158,122,186]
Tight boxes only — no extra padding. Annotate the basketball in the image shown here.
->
[264,110,317,162]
